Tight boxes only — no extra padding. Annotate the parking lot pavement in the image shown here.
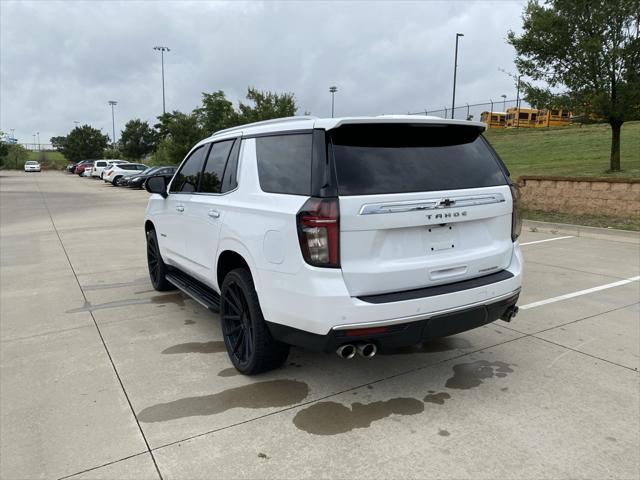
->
[1,170,638,479]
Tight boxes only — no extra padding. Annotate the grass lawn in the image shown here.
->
[27,150,69,169]
[484,121,640,180]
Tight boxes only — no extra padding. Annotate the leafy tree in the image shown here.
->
[53,125,109,163]
[508,0,640,172]
[238,87,298,124]
[50,135,68,152]
[0,144,29,169]
[0,131,9,158]
[103,147,123,159]
[154,111,204,164]
[119,119,156,160]
[195,91,240,135]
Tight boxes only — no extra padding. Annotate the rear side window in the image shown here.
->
[170,146,208,193]
[256,134,312,195]
[200,140,234,194]
[330,124,508,196]
[221,139,241,193]
[97,161,107,167]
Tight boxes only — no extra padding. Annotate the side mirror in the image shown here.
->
[145,175,168,198]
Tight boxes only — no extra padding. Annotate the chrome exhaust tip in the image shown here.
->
[357,343,377,358]
[336,344,356,359]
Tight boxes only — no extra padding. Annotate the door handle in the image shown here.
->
[175,205,184,212]
[208,209,220,219]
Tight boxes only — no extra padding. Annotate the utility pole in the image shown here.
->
[37,132,40,151]
[153,46,170,115]
[329,86,337,118]
[451,33,464,119]
[515,75,521,128]
[501,94,507,111]
[108,100,118,148]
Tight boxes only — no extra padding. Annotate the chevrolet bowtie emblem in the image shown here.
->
[439,198,456,207]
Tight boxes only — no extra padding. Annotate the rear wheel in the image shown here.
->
[221,268,289,375]
[113,176,122,186]
[146,229,174,291]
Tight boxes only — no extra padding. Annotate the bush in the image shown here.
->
[0,144,29,169]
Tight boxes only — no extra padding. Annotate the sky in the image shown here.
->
[1,0,527,146]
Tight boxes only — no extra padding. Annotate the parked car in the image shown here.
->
[91,159,127,179]
[144,116,523,375]
[125,166,177,189]
[24,160,41,172]
[69,159,95,174]
[104,163,147,186]
[74,161,96,176]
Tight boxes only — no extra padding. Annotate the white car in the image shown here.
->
[92,159,128,178]
[144,116,523,374]
[104,163,147,186]
[24,161,41,172]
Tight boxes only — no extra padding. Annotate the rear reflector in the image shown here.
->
[345,326,388,337]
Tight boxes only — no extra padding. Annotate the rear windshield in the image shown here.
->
[330,124,508,196]
[26,161,38,165]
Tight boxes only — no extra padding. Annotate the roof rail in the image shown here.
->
[211,116,318,137]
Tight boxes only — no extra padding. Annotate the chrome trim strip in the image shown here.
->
[332,288,521,331]
[359,193,505,215]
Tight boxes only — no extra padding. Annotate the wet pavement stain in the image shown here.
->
[257,453,270,459]
[605,436,617,442]
[162,341,226,354]
[66,292,186,313]
[184,319,196,325]
[445,360,514,390]
[82,277,150,291]
[293,398,424,435]
[217,367,241,377]
[379,337,472,355]
[137,380,309,423]
[438,429,450,437]
[424,392,451,405]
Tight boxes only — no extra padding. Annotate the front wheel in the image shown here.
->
[146,229,174,291]
[221,268,289,375]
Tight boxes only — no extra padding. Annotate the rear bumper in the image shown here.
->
[267,289,520,352]
[259,244,523,337]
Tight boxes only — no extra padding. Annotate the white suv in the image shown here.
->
[104,163,147,185]
[144,116,523,374]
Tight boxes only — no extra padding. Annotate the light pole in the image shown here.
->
[451,33,464,119]
[500,94,507,112]
[37,132,40,151]
[108,100,117,148]
[329,86,337,118]
[10,128,15,141]
[32,134,36,150]
[74,121,80,129]
[153,46,170,115]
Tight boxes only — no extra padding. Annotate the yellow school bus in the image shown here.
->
[480,111,506,128]
[505,107,539,128]
[535,109,572,127]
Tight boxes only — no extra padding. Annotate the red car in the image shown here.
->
[74,160,95,176]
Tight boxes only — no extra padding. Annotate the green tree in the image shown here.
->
[0,144,29,169]
[50,135,68,152]
[195,91,240,135]
[237,87,298,124]
[508,0,640,172]
[53,125,109,163]
[119,119,156,160]
[154,111,204,164]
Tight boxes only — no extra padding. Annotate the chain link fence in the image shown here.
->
[408,98,530,122]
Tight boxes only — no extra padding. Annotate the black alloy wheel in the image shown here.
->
[146,229,173,291]
[221,268,289,375]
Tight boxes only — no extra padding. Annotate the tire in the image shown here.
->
[146,229,174,291]
[112,176,122,186]
[220,268,289,375]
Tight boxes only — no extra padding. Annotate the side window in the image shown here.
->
[256,134,312,195]
[170,145,208,193]
[221,139,241,193]
[200,140,234,194]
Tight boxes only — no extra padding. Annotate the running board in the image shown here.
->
[165,269,220,313]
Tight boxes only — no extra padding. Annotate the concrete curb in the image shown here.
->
[523,219,640,244]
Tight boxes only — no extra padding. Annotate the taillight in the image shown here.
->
[106,170,113,176]
[510,184,522,241]
[296,197,340,268]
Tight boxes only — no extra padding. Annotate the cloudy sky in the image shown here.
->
[1,0,526,146]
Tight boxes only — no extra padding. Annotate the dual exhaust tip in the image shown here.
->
[336,343,377,359]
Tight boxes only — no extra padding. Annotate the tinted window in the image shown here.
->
[330,124,508,196]
[96,161,107,167]
[170,146,208,193]
[256,134,312,195]
[200,140,234,194]
[221,139,241,193]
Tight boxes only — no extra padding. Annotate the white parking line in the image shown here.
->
[520,276,640,310]
[520,236,574,246]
